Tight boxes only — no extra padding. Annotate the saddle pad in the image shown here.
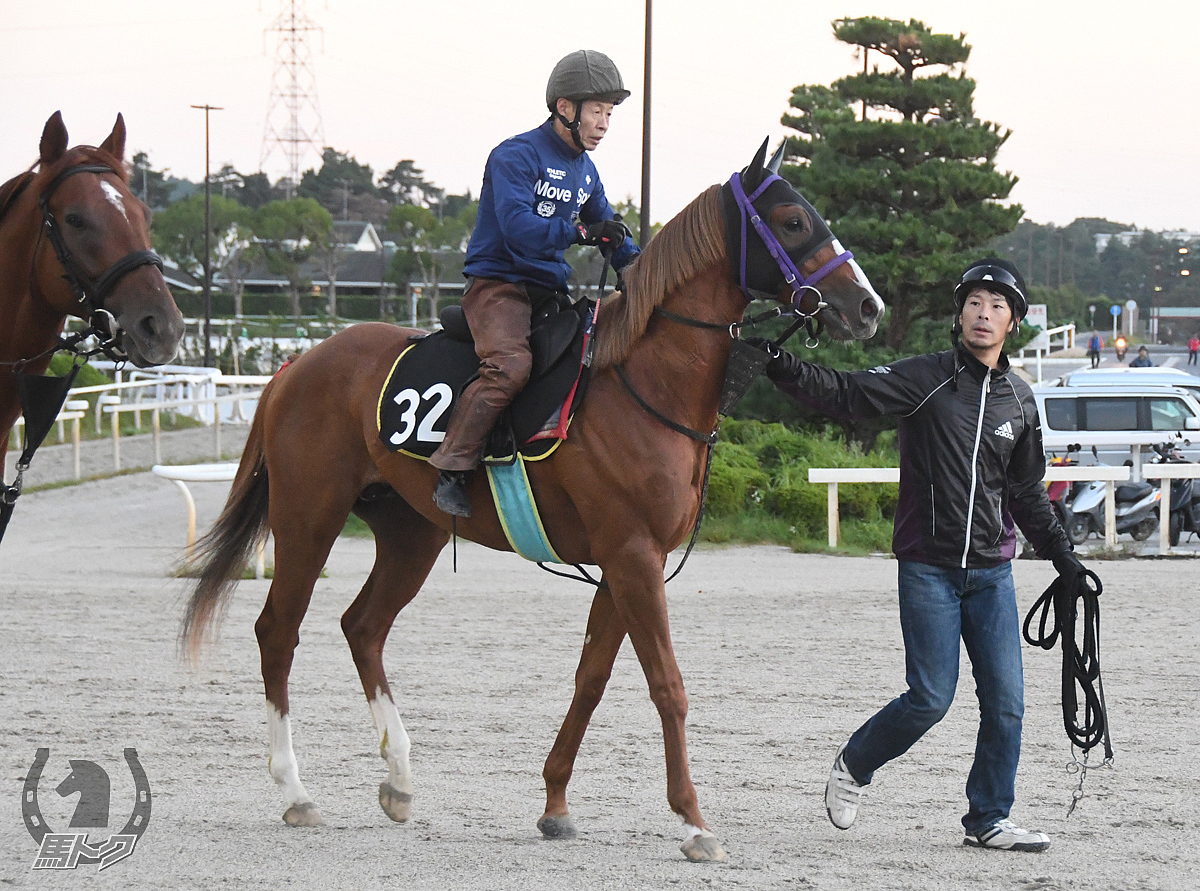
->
[485,457,564,564]
[377,320,587,460]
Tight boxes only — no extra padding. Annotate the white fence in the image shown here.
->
[808,464,1134,549]
[7,364,268,479]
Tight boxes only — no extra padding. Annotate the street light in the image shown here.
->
[191,103,224,368]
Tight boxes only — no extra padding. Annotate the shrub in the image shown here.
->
[705,419,900,550]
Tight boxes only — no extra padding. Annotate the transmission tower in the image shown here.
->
[260,0,326,196]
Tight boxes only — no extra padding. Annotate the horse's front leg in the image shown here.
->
[603,548,726,862]
[539,583,627,839]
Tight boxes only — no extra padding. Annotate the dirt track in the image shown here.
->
[1,471,1198,889]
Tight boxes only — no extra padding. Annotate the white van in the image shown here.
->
[1057,366,1200,398]
[1033,384,1200,453]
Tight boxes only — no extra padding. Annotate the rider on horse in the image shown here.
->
[430,49,640,517]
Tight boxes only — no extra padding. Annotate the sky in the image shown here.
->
[3,1,1199,235]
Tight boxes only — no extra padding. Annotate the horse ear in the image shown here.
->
[742,137,770,191]
[766,142,785,175]
[40,111,69,166]
[100,114,126,163]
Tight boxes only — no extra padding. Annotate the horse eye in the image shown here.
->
[64,213,86,230]
[784,218,803,232]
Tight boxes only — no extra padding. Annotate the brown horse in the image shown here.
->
[181,141,884,861]
[1,112,184,461]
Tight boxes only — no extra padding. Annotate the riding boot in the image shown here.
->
[433,470,473,518]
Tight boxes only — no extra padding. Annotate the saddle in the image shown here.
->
[377,297,591,463]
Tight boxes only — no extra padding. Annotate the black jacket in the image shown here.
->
[773,344,1071,568]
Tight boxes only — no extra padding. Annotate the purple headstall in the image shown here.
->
[727,171,853,315]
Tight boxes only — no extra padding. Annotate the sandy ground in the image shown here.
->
[1,469,1199,890]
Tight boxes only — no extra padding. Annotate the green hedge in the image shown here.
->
[703,419,899,552]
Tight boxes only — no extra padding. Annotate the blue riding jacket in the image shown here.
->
[464,120,639,291]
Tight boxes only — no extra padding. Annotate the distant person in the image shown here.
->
[1188,335,1199,366]
[1087,331,1104,368]
[1131,346,1154,367]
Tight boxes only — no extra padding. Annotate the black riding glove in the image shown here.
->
[743,336,802,382]
[1051,550,1086,588]
[574,219,631,251]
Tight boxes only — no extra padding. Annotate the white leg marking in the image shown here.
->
[369,688,413,794]
[100,181,130,222]
[267,705,313,808]
[683,822,714,841]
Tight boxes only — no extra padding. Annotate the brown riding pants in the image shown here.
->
[429,277,533,472]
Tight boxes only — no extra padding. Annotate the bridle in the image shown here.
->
[549,168,861,590]
[726,170,853,316]
[30,163,164,364]
[2,162,167,545]
[617,168,860,442]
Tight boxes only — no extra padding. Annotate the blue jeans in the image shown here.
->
[841,560,1025,834]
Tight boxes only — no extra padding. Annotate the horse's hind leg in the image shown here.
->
[539,584,626,839]
[340,490,448,824]
[257,471,360,827]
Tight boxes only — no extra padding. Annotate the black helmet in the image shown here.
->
[545,50,630,110]
[954,257,1029,322]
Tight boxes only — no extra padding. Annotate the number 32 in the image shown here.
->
[389,383,453,445]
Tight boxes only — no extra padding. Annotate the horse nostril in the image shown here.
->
[137,314,158,342]
[861,298,878,319]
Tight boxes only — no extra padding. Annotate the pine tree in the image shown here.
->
[782,16,1023,349]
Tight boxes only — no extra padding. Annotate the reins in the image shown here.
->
[533,166,843,591]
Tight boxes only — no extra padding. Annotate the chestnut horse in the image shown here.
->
[181,141,884,861]
[1,112,184,464]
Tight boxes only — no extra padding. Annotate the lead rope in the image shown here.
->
[1022,567,1113,815]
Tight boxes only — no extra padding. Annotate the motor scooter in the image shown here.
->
[1152,442,1200,546]
[1046,445,1081,531]
[1065,460,1160,544]
[1114,336,1128,362]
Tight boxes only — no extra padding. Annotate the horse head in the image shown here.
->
[720,138,884,341]
[33,112,184,366]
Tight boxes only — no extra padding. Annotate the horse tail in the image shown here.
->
[179,383,273,664]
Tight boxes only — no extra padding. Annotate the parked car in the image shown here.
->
[1056,366,1200,399]
[1034,384,1200,457]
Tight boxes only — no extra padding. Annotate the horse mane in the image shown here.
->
[592,184,728,369]
[0,169,36,225]
[0,146,128,227]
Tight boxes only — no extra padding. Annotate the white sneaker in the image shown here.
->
[825,743,865,830]
[963,818,1051,852]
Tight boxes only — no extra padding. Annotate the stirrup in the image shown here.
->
[433,470,472,518]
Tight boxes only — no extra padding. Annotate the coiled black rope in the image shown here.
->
[1023,567,1113,759]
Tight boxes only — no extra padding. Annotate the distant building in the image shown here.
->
[1094,229,1200,253]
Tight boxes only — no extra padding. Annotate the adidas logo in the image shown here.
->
[994,421,1014,440]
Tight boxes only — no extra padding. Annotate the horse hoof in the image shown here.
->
[378,782,413,823]
[282,802,324,827]
[681,830,727,862]
[537,814,578,839]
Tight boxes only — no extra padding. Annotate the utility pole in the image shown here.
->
[639,0,652,249]
[191,104,223,368]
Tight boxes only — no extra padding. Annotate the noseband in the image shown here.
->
[36,163,164,359]
[726,171,852,315]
